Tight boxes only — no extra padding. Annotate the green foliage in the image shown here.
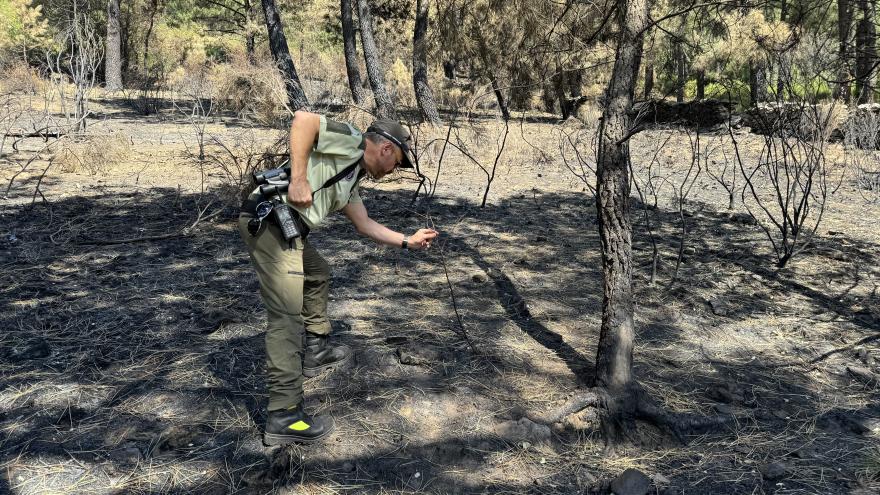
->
[0,0,51,63]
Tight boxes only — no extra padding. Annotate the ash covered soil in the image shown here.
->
[1,100,879,494]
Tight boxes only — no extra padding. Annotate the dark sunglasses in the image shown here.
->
[247,201,275,236]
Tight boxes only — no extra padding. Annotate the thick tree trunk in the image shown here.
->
[261,0,309,111]
[838,0,853,100]
[412,0,441,123]
[341,0,366,105]
[357,0,397,119]
[594,0,648,445]
[105,0,123,90]
[855,0,877,103]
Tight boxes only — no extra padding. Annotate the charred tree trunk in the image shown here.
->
[750,60,769,106]
[855,0,877,103]
[245,0,257,64]
[776,0,788,99]
[695,69,705,100]
[674,40,686,102]
[142,0,160,71]
[491,77,510,121]
[261,0,309,111]
[341,0,366,105]
[594,0,648,446]
[413,0,441,123]
[105,0,123,90]
[357,0,397,119]
[838,0,853,100]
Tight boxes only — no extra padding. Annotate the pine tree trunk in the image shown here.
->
[357,0,397,119]
[341,0,366,105]
[750,61,769,106]
[105,0,123,90]
[245,0,257,64]
[675,41,685,102]
[696,69,705,100]
[838,0,853,100]
[776,0,788,99]
[261,0,309,111]
[594,0,648,445]
[412,0,441,123]
[491,77,510,121]
[855,0,877,103]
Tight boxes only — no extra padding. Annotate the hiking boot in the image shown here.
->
[303,333,351,378]
[264,405,334,445]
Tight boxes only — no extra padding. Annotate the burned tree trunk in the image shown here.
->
[413,0,441,123]
[855,0,877,103]
[357,0,397,119]
[838,0,853,100]
[593,0,648,446]
[105,0,123,90]
[261,0,309,111]
[531,0,736,450]
[341,0,366,104]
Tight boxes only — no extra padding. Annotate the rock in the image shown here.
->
[846,365,878,385]
[610,468,652,495]
[713,404,735,415]
[10,339,51,361]
[471,272,488,284]
[759,461,787,481]
[109,443,142,464]
[494,417,552,444]
[708,298,730,317]
[651,473,671,486]
[396,347,440,366]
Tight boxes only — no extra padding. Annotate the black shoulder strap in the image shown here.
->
[312,161,360,195]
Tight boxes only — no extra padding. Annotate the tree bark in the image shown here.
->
[776,0,788,99]
[105,0,123,90]
[750,60,769,106]
[837,0,853,101]
[696,69,705,100]
[245,0,257,64]
[594,0,648,445]
[357,0,397,119]
[491,77,510,121]
[855,0,877,103]
[143,0,160,71]
[341,0,366,105]
[674,40,686,102]
[412,0,441,123]
[260,0,309,111]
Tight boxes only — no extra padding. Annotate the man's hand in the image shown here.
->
[287,177,313,207]
[408,228,438,250]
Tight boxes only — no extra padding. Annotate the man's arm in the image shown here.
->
[342,201,438,250]
[287,110,321,207]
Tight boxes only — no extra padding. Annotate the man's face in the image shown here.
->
[369,141,402,180]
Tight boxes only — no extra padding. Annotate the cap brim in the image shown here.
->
[399,149,415,169]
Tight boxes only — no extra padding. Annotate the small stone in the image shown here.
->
[471,272,488,284]
[610,468,652,495]
[847,365,878,385]
[759,461,787,481]
[714,404,735,415]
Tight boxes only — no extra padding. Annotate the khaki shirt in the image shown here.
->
[259,116,365,229]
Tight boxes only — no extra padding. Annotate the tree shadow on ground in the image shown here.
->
[0,186,878,493]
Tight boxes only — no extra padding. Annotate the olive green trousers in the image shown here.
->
[238,213,331,411]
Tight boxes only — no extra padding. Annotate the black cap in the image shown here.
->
[366,119,415,168]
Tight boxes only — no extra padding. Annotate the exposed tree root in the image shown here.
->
[536,385,736,448]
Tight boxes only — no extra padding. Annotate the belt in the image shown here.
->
[241,197,310,238]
